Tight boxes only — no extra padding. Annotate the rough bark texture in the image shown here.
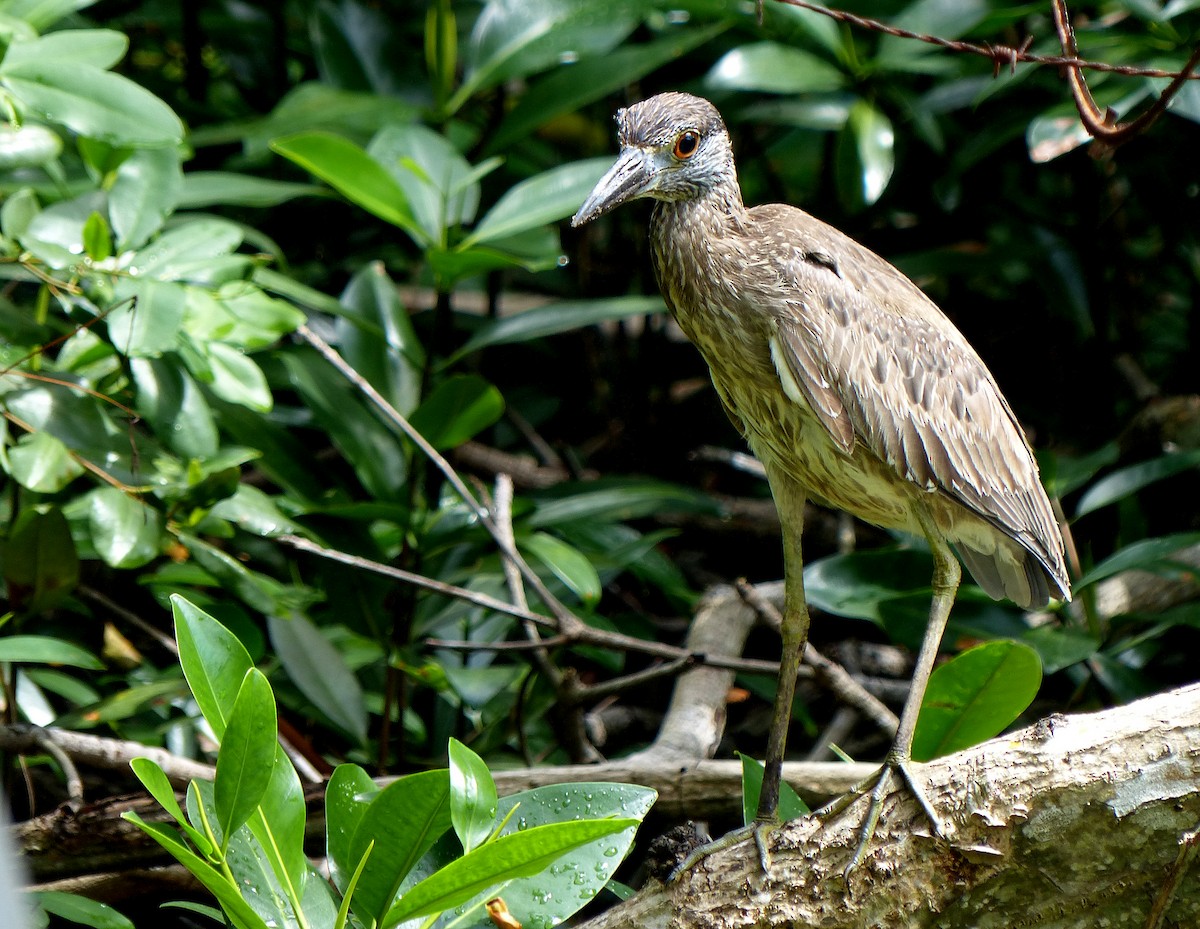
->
[580,684,1200,929]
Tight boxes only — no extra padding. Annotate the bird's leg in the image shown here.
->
[820,508,961,874]
[669,479,810,879]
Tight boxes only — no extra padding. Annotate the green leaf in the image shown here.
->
[178,172,327,209]
[268,612,368,745]
[172,594,255,740]
[1075,532,1200,591]
[448,738,497,855]
[2,61,183,147]
[911,640,1042,762]
[463,157,613,247]
[450,296,664,361]
[210,486,301,538]
[325,763,378,892]
[203,342,272,412]
[7,430,84,492]
[737,753,808,827]
[803,548,935,622]
[1,507,80,614]
[1074,450,1200,518]
[0,635,102,669]
[130,357,219,459]
[215,669,278,847]
[85,486,163,568]
[270,131,425,243]
[382,818,638,926]
[0,123,62,169]
[82,210,112,261]
[131,218,244,280]
[488,26,726,152]
[245,745,309,902]
[459,0,640,104]
[529,479,719,528]
[108,279,187,357]
[1020,624,1100,674]
[835,99,895,212]
[408,374,504,450]
[706,41,845,94]
[366,123,478,241]
[109,147,184,250]
[122,813,271,929]
[32,891,133,929]
[3,29,129,70]
[130,756,214,855]
[521,531,602,605]
[336,261,424,417]
[350,769,452,927]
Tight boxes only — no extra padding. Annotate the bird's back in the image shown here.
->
[652,197,1070,609]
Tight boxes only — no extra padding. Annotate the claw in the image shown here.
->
[667,819,779,881]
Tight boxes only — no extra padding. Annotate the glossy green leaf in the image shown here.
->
[270,131,425,242]
[459,0,639,103]
[268,612,368,744]
[911,640,1042,762]
[463,157,612,247]
[529,479,719,528]
[0,123,62,169]
[521,531,602,605]
[85,486,163,568]
[0,635,102,669]
[172,594,255,740]
[122,813,270,929]
[488,26,725,152]
[1,507,80,614]
[448,738,497,855]
[210,486,300,538]
[203,342,272,412]
[706,41,845,94]
[33,891,133,929]
[450,296,664,362]
[1075,532,1200,591]
[109,146,184,250]
[336,261,424,417]
[131,218,244,281]
[130,357,219,459]
[805,548,935,622]
[207,284,305,350]
[737,753,808,827]
[325,763,378,892]
[129,756,214,855]
[2,61,183,147]
[177,172,326,209]
[82,210,112,261]
[215,669,278,847]
[108,279,187,357]
[366,123,478,240]
[408,374,504,451]
[1075,450,1200,518]
[350,769,452,926]
[382,817,638,926]
[282,348,409,500]
[434,781,655,929]
[245,745,309,900]
[7,430,84,492]
[3,29,129,70]
[1020,624,1100,674]
[2,187,39,239]
[835,99,895,211]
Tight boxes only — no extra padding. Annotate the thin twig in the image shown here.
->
[1143,824,1200,929]
[79,586,178,655]
[735,578,899,737]
[28,727,85,806]
[296,323,581,630]
[773,0,1200,79]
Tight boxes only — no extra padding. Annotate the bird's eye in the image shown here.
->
[673,130,700,160]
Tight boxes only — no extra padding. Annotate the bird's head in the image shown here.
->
[571,92,735,227]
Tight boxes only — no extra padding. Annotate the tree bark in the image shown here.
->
[578,683,1200,929]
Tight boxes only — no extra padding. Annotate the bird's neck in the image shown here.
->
[651,177,747,238]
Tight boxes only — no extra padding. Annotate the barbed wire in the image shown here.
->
[772,0,1200,79]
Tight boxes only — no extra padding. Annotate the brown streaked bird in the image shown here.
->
[572,93,1070,873]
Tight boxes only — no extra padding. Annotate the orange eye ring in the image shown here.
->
[673,130,700,160]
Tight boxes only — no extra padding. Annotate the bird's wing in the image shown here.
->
[755,204,1061,569]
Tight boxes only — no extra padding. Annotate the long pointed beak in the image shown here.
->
[571,148,658,227]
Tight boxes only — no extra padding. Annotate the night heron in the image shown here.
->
[571,93,1070,873]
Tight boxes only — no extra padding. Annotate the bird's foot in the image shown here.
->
[817,758,944,876]
[668,819,777,881]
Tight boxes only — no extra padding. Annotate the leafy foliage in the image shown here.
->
[2,0,1199,921]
